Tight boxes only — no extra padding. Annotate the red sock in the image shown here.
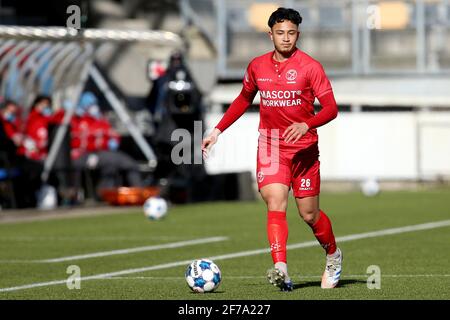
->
[310,210,337,255]
[267,211,288,263]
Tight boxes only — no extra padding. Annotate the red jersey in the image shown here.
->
[0,113,26,156]
[89,117,120,152]
[69,115,87,160]
[24,110,51,161]
[245,49,332,144]
[70,115,121,159]
[216,48,336,149]
[24,109,65,161]
[0,114,21,142]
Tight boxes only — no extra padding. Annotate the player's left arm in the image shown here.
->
[283,63,338,143]
[304,91,338,129]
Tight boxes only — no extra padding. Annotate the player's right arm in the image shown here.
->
[201,127,221,159]
[202,62,258,159]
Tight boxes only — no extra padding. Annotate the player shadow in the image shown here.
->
[292,279,366,290]
[189,290,225,295]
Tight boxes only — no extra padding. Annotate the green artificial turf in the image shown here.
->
[0,189,449,300]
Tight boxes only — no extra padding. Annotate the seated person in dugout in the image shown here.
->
[0,99,44,208]
[71,92,143,198]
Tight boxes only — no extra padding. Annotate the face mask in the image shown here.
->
[63,100,73,111]
[108,139,119,151]
[88,105,101,119]
[41,106,53,117]
[75,107,86,117]
[4,112,16,122]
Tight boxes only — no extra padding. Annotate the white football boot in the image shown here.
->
[321,248,343,289]
[267,268,293,292]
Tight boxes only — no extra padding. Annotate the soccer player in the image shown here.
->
[202,7,342,291]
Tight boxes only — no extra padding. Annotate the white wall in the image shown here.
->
[204,112,450,181]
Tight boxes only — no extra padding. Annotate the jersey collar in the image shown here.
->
[271,48,299,64]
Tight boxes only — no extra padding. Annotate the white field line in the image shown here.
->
[0,219,449,293]
[104,274,450,280]
[0,237,228,264]
[36,236,229,263]
[0,260,41,264]
[0,236,187,241]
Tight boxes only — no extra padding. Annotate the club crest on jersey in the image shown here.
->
[257,171,264,183]
[286,69,297,82]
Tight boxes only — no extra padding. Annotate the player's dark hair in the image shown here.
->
[31,95,51,110]
[268,7,302,28]
[0,99,17,109]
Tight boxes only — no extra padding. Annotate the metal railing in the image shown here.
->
[181,0,450,79]
[0,26,182,181]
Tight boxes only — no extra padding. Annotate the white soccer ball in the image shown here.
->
[143,196,168,220]
[185,259,222,293]
[361,178,380,197]
[36,184,57,210]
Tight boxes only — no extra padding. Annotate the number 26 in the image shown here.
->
[301,179,311,187]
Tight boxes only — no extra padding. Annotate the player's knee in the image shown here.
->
[264,195,287,211]
[299,208,320,225]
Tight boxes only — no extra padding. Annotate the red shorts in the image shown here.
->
[256,137,320,198]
